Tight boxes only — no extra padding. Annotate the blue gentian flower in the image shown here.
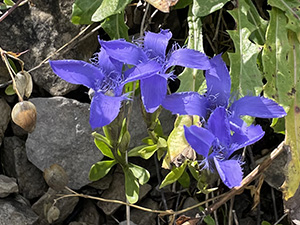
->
[49,49,130,129]
[162,54,287,126]
[184,107,265,188]
[99,29,211,113]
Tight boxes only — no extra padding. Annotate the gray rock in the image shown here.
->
[0,0,98,96]
[0,98,10,146]
[26,97,103,189]
[32,187,79,225]
[180,197,201,218]
[97,170,152,215]
[73,199,101,225]
[130,198,159,225]
[263,149,287,189]
[128,96,175,148]
[2,136,47,199]
[0,175,18,198]
[88,173,113,190]
[0,197,38,225]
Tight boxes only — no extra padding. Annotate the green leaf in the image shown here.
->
[89,160,116,181]
[160,163,187,188]
[4,0,14,6]
[92,132,112,147]
[71,0,103,24]
[269,0,300,42]
[271,118,285,134]
[162,115,193,169]
[262,7,294,110]
[227,0,263,96]
[174,0,192,9]
[5,84,15,95]
[177,170,190,189]
[245,0,267,45]
[124,167,139,204]
[281,31,300,201]
[129,163,150,185]
[94,138,114,159]
[261,221,271,225]
[101,12,129,40]
[128,144,158,159]
[177,7,205,92]
[91,0,131,22]
[188,161,200,181]
[198,206,215,225]
[192,0,230,17]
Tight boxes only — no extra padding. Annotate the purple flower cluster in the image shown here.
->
[49,29,286,188]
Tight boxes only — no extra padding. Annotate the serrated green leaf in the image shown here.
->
[227,0,263,96]
[262,8,294,110]
[94,138,114,159]
[177,170,190,188]
[5,84,15,95]
[160,163,187,188]
[245,0,267,45]
[281,31,300,200]
[192,0,229,17]
[162,115,193,169]
[89,160,116,181]
[177,8,205,92]
[71,0,103,24]
[129,163,150,185]
[124,167,139,204]
[101,12,129,40]
[269,0,300,42]
[128,144,158,159]
[91,0,131,22]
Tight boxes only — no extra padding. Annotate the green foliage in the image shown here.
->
[4,0,14,7]
[94,138,114,159]
[5,84,15,95]
[227,0,263,97]
[128,144,158,159]
[101,12,129,40]
[128,163,150,185]
[262,7,293,110]
[160,163,187,188]
[89,160,117,181]
[71,0,103,24]
[192,0,230,17]
[269,0,300,42]
[124,166,140,203]
[163,115,193,169]
[91,0,131,22]
[177,7,204,92]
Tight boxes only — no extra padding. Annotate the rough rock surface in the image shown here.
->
[2,136,47,199]
[32,188,79,225]
[130,198,159,225]
[72,199,102,225]
[26,97,103,189]
[0,175,18,198]
[0,98,11,146]
[0,198,38,225]
[0,0,98,95]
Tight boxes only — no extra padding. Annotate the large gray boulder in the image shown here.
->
[26,97,103,189]
[0,0,98,95]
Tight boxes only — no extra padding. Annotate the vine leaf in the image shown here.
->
[227,0,263,97]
